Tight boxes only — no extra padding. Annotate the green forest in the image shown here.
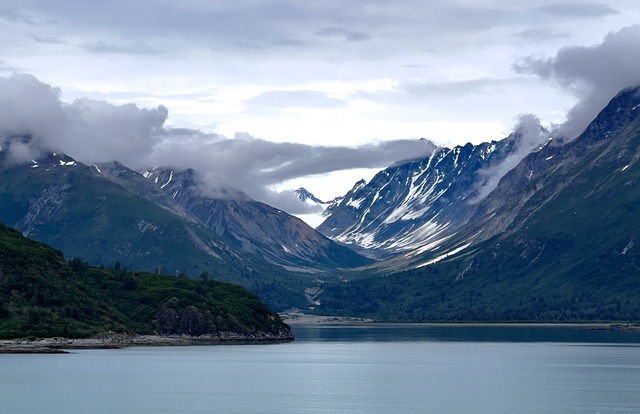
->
[0,223,290,339]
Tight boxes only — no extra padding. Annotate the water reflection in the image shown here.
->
[291,324,640,344]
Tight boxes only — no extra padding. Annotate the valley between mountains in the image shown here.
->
[2,86,640,323]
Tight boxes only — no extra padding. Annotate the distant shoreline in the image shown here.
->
[280,312,640,330]
[5,321,638,353]
[0,331,294,354]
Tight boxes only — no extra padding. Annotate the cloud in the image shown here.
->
[534,2,619,18]
[0,8,37,25]
[0,73,436,214]
[63,99,168,166]
[315,27,372,42]
[470,114,549,203]
[7,0,604,64]
[29,33,66,44]
[515,28,570,42]
[81,40,163,55]
[0,74,167,167]
[271,38,306,48]
[245,90,347,113]
[514,25,640,140]
[0,74,67,162]
[0,59,19,74]
[145,131,436,213]
[400,78,519,97]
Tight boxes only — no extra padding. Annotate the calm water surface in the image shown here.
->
[2,325,640,414]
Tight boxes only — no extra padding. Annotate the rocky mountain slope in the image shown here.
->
[318,131,528,258]
[98,165,371,271]
[396,85,640,269]
[0,151,367,310]
[313,86,640,321]
[0,152,231,274]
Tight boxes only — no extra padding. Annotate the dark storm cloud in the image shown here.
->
[514,25,640,140]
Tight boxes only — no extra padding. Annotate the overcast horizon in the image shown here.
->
[1,1,640,218]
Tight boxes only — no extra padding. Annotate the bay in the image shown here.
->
[2,325,640,414]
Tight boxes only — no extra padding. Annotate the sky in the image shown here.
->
[1,1,640,223]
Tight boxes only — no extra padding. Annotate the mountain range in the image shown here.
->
[1,86,639,321]
[313,85,640,320]
[318,134,521,258]
[0,149,370,311]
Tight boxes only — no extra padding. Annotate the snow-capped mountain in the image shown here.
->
[292,187,334,229]
[314,85,640,320]
[317,133,529,258]
[0,147,371,311]
[3,82,639,322]
[385,85,640,271]
[294,187,326,205]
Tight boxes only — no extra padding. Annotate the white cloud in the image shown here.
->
[80,40,163,55]
[0,1,638,210]
[314,27,372,42]
[0,74,67,160]
[0,74,436,213]
[64,98,168,166]
[470,114,549,203]
[515,25,640,141]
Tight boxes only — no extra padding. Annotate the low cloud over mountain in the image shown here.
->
[0,74,433,213]
[515,24,640,141]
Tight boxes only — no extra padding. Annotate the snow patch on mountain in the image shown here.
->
[317,130,538,258]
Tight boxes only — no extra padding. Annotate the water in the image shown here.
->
[2,325,640,413]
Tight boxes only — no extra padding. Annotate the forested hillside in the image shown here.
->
[0,223,291,340]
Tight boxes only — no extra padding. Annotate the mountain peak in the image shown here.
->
[352,179,367,192]
[294,187,325,204]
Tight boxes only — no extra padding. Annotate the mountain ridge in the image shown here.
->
[0,151,363,311]
[131,167,373,271]
[311,85,640,320]
[317,135,521,258]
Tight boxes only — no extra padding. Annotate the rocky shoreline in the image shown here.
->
[0,330,294,354]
